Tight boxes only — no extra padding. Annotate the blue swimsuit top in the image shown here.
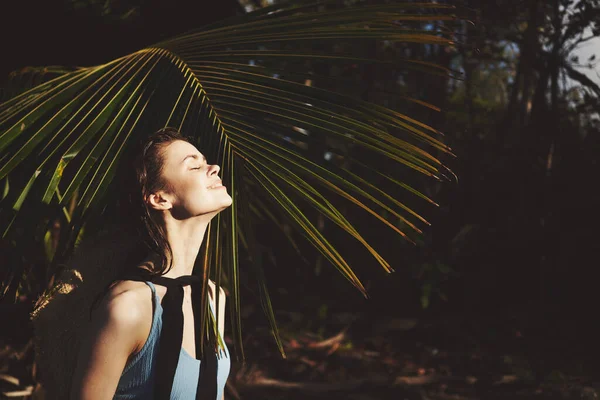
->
[113,281,230,399]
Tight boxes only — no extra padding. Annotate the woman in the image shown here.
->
[69,127,232,399]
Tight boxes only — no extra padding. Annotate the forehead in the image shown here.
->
[162,140,201,163]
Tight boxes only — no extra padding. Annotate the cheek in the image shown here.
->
[172,178,231,215]
[182,182,210,205]
[169,178,202,205]
[184,184,218,209]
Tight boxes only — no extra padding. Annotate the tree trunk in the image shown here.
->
[517,0,541,129]
[499,0,540,141]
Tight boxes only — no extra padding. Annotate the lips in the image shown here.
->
[207,180,224,189]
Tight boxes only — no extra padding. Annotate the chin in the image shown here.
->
[212,198,233,214]
[221,193,233,208]
[218,201,233,212]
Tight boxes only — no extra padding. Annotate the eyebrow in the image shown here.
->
[181,153,207,164]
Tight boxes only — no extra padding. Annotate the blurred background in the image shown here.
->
[1,0,599,399]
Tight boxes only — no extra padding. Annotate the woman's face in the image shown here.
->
[152,140,232,219]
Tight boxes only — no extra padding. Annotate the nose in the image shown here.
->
[209,164,220,176]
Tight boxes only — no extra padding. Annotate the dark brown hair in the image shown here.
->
[124,126,192,276]
[88,127,192,316]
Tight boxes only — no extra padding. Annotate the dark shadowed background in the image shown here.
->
[2,1,600,399]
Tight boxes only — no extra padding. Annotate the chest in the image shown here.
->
[156,286,208,360]
[181,294,198,359]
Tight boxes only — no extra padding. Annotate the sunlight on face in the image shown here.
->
[158,140,232,219]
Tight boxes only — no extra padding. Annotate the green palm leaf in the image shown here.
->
[0,0,458,359]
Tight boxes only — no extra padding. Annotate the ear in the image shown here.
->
[146,191,173,211]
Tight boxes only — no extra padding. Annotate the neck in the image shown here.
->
[160,215,212,278]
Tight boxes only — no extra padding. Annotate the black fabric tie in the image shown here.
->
[120,270,218,399]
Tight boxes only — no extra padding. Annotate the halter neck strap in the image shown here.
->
[120,269,217,399]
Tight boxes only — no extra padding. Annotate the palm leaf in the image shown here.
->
[0,0,458,359]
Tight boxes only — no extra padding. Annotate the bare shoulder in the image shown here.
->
[104,279,155,322]
[108,279,155,299]
[70,280,153,398]
[92,280,155,352]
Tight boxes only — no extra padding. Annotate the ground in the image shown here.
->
[1,305,598,399]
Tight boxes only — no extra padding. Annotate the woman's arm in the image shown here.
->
[217,286,226,338]
[219,288,226,400]
[208,280,226,338]
[209,281,227,400]
[70,289,147,400]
